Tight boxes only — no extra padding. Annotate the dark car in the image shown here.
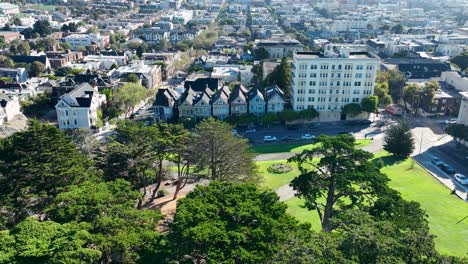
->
[441,164,455,175]
[286,124,300,130]
[280,136,295,142]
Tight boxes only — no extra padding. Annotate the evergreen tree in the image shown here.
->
[383,122,415,157]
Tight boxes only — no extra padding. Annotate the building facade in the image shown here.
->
[291,49,379,121]
[55,83,105,130]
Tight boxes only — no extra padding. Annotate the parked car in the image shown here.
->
[444,118,457,125]
[245,128,256,133]
[454,174,468,185]
[302,134,316,140]
[280,136,295,142]
[231,129,238,136]
[286,124,300,130]
[431,157,444,167]
[441,164,455,175]
[264,136,277,142]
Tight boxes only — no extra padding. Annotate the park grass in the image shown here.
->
[374,151,468,257]
[256,160,300,190]
[275,151,468,257]
[251,139,372,154]
[28,5,58,11]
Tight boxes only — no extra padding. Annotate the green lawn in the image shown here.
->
[28,5,58,11]
[270,151,468,257]
[252,139,372,154]
[256,160,299,190]
[375,152,468,257]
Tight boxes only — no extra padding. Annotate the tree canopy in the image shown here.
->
[289,135,390,231]
[383,122,415,157]
[189,118,259,183]
[0,121,96,228]
[168,181,303,263]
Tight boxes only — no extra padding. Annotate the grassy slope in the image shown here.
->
[268,152,468,257]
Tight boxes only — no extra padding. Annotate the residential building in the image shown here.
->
[10,54,51,70]
[63,33,110,50]
[0,93,20,125]
[229,84,248,116]
[55,83,105,130]
[0,68,27,83]
[291,48,379,121]
[192,89,213,120]
[458,92,468,126]
[178,87,196,119]
[255,38,304,59]
[0,3,19,15]
[211,66,240,83]
[382,58,451,80]
[211,85,230,120]
[47,50,84,69]
[248,87,266,117]
[184,76,219,92]
[0,31,22,43]
[153,88,180,122]
[265,84,285,113]
[111,61,162,89]
[132,27,170,43]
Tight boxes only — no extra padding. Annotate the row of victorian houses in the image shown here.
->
[154,78,286,122]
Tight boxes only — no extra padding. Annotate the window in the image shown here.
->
[65,110,68,116]
[310,73,317,78]
[338,65,342,70]
[354,81,361,86]
[332,65,335,70]
[310,64,317,69]
[352,98,359,103]
[309,81,316,86]
[355,73,362,78]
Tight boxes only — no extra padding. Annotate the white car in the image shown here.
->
[263,136,277,142]
[302,134,316,140]
[246,128,256,133]
[231,129,238,136]
[454,174,468,185]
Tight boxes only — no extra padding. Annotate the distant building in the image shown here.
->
[0,31,22,43]
[0,93,20,125]
[111,62,162,89]
[0,68,27,83]
[255,38,304,59]
[382,58,450,80]
[0,3,19,15]
[458,92,468,126]
[63,33,110,50]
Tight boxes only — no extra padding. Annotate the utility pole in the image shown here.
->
[419,130,424,154]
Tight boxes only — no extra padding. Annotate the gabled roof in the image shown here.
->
[184,77,218,92]
[266,84,285,102]
[56,83,96,108]
[248,87,265,102]
[154,88,180,108]
[212,85,231,104]
[229,84,248,103]
[179,86,197,106]
[193,88,212,106]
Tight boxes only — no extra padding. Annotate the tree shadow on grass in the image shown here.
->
[372,154,405,167]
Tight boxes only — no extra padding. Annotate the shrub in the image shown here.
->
[267,163,292,174]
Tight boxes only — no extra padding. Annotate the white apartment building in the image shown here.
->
[55,83,105,130]
[292,48,379,121]
[0,3,19,15]
[63,33,110,50]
